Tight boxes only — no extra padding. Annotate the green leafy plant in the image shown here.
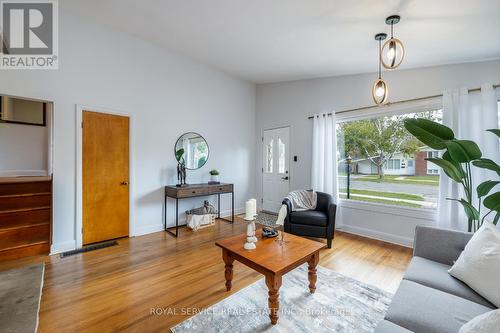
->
[209,169,219,176]
[404,118,500,232]
[175,148,185,163]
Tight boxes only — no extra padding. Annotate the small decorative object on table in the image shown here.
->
[175,148,187,187]
[244,199,258,250]
[208,169,220,184]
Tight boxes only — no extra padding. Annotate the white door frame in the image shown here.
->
[75,104,135,249]
[261,125,291,213]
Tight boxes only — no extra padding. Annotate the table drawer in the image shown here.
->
[177,187,209,198]
[209,184,233,194]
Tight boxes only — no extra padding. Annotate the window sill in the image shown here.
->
[339,199,437,221]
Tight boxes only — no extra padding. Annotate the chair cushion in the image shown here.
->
[385,280,492,333]
[290,210,327,227]
[404,256,495,308]
[374,320,412,333]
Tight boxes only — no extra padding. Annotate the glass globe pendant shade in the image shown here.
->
[372,78,388,105]
[381,37,404,69]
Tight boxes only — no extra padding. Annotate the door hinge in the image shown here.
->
[262,136,264,142]
[261,167,264,173]
[81,122,83,129]
[261,198,263,203]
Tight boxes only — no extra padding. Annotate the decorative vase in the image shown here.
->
[210,174,219,182]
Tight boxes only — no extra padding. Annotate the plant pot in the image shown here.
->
[209,175,220,184]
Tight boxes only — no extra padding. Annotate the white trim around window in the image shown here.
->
[335,95,442,220]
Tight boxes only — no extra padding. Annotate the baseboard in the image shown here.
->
[50,240,76,254]
[337,225,414,248]
[0,170,47,177]
[133,223,165,237]
[220,207,245,218]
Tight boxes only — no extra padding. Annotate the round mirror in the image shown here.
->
[174,132,209,170]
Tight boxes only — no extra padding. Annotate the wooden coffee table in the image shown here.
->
[215,230,326,325]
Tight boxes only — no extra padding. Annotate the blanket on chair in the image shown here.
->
[286,190,317,211]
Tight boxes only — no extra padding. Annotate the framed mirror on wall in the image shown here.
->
[0,96,46,126]
[174,132,209,170]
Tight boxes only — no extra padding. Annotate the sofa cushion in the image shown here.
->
[385,280,492,333]
[448,221,500,308]
[374,320,412,333]
[404,256,495,308]
[290,210,327,227]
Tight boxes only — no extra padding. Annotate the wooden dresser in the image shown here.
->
[0,176,52,260]
[164,183,234,237]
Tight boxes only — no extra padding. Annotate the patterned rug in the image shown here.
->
[171,265,392,333]
[243,212,278,228]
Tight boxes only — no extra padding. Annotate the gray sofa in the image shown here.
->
[375,225,497,333]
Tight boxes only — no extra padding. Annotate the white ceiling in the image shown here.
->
[64,0,500,83]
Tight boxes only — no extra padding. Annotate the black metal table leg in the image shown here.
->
[166,197,179,237]
[164,193,167,231]
[218,193,221,219]
[218,191,235,224]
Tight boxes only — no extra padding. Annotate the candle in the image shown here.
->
[245,200,254,220]
[250,198,257,217]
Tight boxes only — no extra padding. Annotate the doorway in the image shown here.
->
[262,126,290,213]
[82,111,130,245]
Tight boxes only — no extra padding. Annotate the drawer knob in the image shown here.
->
[192,191,196,194]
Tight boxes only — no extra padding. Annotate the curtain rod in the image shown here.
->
[307,84,500,119]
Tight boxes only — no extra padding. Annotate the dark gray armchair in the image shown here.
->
[282,191,337,248]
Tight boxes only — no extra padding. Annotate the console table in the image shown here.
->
[164,183,234,237]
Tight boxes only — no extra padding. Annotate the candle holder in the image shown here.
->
[243,217,257,250]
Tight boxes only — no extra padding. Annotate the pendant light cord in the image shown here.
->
[378,39,382,79]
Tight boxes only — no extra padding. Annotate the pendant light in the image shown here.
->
[373,33,388,105]
[381,15,404,69]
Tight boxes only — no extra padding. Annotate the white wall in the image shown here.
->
[0,122,48,176]
[256,60,500,247]
[0,8,256,253]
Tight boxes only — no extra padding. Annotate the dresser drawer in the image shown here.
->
[177,187,209,198]
[209,184,233,194]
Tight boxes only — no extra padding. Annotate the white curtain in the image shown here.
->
[311,113,338,201]
[438,84,499,230]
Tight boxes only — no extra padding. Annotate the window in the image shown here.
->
[278,138,285,173]
[265,139,273,173]
[337,109,442,210]
[386,159,401,170]
[427,151,439,158]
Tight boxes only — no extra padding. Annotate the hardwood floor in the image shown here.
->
[0,217,412,333]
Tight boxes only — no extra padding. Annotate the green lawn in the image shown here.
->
[339,194,422,208]
[339,188,424,201]
[355,175,439,186]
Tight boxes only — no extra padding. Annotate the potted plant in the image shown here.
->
[209,169,220,184]
[404,118,500,232]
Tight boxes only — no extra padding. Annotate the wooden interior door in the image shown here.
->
[83,111,129,245]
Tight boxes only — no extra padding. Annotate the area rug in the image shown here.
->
[253,212,278,228]
[0,264,44,333]
[171,265,392,333]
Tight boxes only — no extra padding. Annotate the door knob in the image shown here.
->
[120,181,129,186]
[281,176,289,180]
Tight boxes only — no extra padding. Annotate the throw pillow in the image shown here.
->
[459,309,500,333]
[448,222,500,307]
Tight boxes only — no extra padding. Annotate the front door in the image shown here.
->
[262,127,290,212]
[82,111,129,245]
